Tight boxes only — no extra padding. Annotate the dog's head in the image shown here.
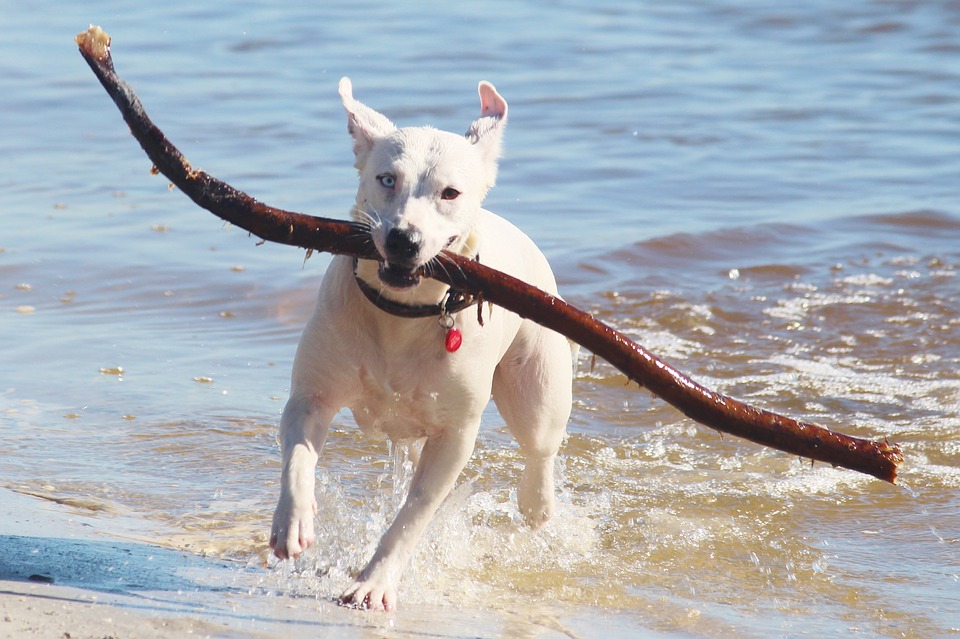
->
[339,77,507,290]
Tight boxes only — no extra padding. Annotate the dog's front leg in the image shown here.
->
[340,422,479,611]
[270,394,335,559]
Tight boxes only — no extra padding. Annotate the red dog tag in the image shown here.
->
[444,327,463,353]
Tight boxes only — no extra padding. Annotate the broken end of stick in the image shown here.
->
[879,439,905,485]
[76,25,111,61]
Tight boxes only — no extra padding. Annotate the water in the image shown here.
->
[2,1,959,636]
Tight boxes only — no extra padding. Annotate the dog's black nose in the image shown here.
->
[384,227,423,267]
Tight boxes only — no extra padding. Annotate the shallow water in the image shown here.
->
[2,2,959,637]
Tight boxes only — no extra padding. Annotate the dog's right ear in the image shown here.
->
[339,77,397,171]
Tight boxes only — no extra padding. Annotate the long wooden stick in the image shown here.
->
[76,26,902,483]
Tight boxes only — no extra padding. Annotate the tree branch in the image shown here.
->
[76,26,902,483]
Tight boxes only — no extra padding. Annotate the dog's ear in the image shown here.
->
[465,82,508,184]
[339,77,397,171]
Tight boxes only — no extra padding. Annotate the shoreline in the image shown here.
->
[0,487,582,639]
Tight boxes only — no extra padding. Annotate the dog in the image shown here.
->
[269,77,575,611]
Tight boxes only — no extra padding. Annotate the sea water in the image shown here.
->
[2,2,958,637]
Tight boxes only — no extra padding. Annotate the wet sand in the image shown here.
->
[0,488,574,639]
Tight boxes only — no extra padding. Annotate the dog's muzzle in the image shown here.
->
[379,227,424,289]
[378,262,421,289]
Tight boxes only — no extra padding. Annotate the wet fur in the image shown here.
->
[269,78,574,610]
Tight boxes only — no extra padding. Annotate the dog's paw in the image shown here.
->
[338,569,399,612]
[518,495,553,529]
[518,460,555,529]
[269,494,318,559]
[339,582,397,612]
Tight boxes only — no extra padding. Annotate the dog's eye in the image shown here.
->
[377,174,396,189]
[440,187,461,201]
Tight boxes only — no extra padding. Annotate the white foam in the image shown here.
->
[837,274,894,286]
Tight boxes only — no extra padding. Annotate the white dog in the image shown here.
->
[269,77,575,611]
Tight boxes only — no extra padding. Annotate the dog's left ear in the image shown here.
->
[465,82,508,185]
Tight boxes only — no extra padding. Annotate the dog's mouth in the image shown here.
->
[377,261,422,290]
[375,236,458,290]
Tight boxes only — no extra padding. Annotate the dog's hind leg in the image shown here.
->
[340,420,480,611]
[493,326,574,528]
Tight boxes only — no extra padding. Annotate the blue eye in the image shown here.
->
[377,174,396,188]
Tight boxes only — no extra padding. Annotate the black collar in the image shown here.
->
[353,258,478,319]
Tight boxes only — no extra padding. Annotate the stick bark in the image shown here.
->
[76,26,902,483]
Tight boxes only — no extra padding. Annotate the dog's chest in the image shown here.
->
[314,260,508,439]
[349,358,466,440]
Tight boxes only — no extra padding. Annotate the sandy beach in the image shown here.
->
[0,488,569,639]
